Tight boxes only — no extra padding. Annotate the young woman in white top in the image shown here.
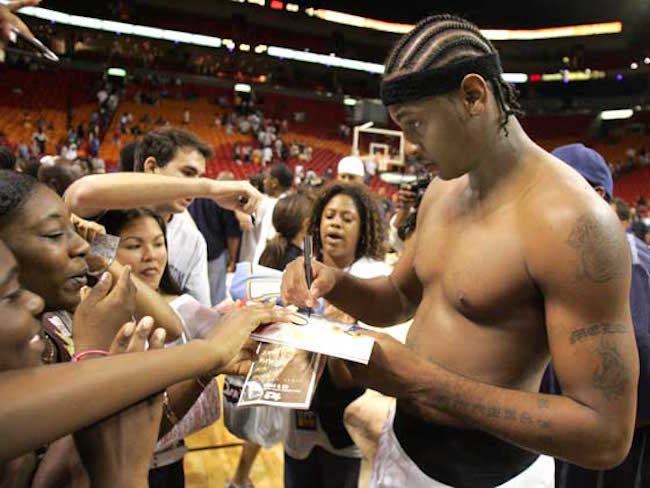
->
[283,182,391,488]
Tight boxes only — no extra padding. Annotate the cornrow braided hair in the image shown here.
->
[384,14,523,134]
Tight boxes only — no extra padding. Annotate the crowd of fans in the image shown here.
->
[610,145,650,178]
[0,115,409,487]
[0,3,648,488]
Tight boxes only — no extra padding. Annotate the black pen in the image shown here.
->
[304,235,312,318]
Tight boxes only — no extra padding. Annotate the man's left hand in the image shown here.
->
[332,329,425,399]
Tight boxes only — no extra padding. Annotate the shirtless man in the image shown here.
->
[281,14,639,487]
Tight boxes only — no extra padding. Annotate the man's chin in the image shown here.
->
[437,166,465,181]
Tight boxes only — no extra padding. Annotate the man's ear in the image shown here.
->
[593,186,607,200]
[459,74,488,117]
[143,156,158,174]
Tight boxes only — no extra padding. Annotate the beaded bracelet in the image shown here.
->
[162,390,180,425]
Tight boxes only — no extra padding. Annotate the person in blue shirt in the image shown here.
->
[188,180,242,306]
[544,143,649,487]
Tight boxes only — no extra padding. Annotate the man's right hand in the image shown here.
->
[281,257,338,308]
[0,1,39,44]
[72,267,137,352]
[210,181,262,215]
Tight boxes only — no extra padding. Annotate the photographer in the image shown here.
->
[388,142,435,253]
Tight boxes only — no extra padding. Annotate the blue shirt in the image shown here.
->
[188,198,241,261]
[627,233,650,427]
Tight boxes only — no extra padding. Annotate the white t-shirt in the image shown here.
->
[262,146,273,164]
[284,256,393,460]
[238,195,279,265]
[388,213,404,253]
[166,210,211,306]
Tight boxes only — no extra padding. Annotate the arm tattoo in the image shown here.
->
[592,336,629,401]
[429,395,552,430]
[569,323,627,344]
[566,214,625,283]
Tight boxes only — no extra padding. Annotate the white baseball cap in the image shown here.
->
[337,156,365,177]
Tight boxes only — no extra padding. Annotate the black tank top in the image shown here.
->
[393,404,539,487]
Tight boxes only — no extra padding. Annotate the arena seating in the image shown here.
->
[3,67,647,202]
[0,68,100,154]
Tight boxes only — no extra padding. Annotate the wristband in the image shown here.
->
[72,349,109,362]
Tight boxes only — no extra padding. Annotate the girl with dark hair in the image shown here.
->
[259,193,313,271]
[0,170,182,363]
[0,239,290,487]
[100,207,224,488]
[101,208,182,297]
[309,182,386,268]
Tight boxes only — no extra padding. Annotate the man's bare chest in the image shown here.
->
[413,206,537,322]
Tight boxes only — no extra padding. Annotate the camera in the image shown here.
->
[397,172,433,241]
[402,173,432,208]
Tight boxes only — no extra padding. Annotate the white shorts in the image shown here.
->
[370,408,555,488]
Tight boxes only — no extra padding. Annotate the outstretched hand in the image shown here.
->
[71,213,106,243]
[203,302,298,374]
[73,266,137,353]
[0,1,39,44]
[211,181,262,215]
[75,317,167,487]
